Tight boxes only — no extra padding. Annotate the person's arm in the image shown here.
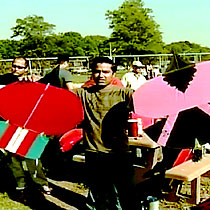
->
[59,69,83,90]
[66,82,83,90]
[121,74,127,87]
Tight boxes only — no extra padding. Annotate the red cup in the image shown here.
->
[127,119,138,137]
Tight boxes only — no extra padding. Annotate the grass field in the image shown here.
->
[0,192,31,210]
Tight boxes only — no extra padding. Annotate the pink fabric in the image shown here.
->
[157,113,178,146]
[133,61,210,119]
[133,76,183,118]
[197,103,210,115]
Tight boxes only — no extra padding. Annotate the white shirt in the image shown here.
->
[121,72,147,90]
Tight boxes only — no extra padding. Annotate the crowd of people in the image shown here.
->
[0,55,168,209]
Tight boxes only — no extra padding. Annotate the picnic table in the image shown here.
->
[72,132,163,184]
[129,132,159,148]
[128,132,163,184]
[165,153,210,204]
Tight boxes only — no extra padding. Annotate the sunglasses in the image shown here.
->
[12,65,26,69]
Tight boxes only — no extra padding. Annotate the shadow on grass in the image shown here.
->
[49,183,87,210]
[21,191,66,210]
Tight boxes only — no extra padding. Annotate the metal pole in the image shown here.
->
[109,43,112,59]
[28,59,32,75]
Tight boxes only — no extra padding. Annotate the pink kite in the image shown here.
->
[133,60,210,148]
[134,61,210,119]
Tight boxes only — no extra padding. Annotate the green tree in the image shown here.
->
[11,15,55,39]
[0,39,20,59]
[11,15,55,57]
[43,34,60,57]
[56,32,85,56]
[164,41,210,54]
[106,0,163,55]
[164,41,210,62]
[82,35,109,56]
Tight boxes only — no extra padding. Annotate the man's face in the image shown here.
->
[92,63,113,86]
[133,65,145,74]
[12,58,27,76]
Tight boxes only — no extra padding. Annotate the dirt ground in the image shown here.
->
[41,175,210,210]
[34,136,210,209]
[44,174,210,210]
[2,147,210,210]
[41,163,210,210]
[1,160,209,209]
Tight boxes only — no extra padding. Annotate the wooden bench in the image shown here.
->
[165,154,210,204]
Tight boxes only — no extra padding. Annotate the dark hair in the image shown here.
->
[12,57,28,67]
[90,57,117,72]
[57,54,69,64]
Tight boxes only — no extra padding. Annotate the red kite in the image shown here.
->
[0,82,84,158]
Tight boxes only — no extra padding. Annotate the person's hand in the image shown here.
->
[18,74,41,82]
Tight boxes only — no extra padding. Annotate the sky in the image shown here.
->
[1,0,210,48]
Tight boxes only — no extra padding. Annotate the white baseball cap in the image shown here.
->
[132,61,144,67]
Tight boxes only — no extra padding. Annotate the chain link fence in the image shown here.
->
[0,53,210,76]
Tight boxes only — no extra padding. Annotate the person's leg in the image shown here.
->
[25,158,52,194]
[0,150,16,193]
[7,154,29,202]
[8,154,26,190]
[113,152,137,210]
[87,182,122,210]
[85,151,135,210]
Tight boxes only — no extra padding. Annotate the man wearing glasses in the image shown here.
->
[0,57,39,85]
[0,57,51,202]
[12,57,28,77]
[0,57,28,85]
